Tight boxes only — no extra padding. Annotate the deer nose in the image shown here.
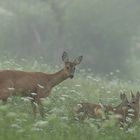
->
[127,103,131,108]
[70,75,74,79]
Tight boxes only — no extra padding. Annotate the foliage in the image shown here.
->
[0,60,140,140]
[0,0,140,77]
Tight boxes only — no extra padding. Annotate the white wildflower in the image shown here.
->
[59,97,65,101]
[0,7,14,16]
[87,76,93,80]
[6,112,17,118]
[107,91,111,94]
[62,86,68,90]
[17,129,25,133]
[61,94,69,98]
[128,108,135,113]
[70,89,77,93]
[127,127,136,133]
[126,117,132,123]
[116,69,120,73]
[33,120,48,128]
[75,84,81,87]
[61,116,68,121]
[110,72,114,75]
[11,124,21,129]
[101,86,104,89]
[128,113,135,117]
[26,97,34,101]
[21,97,30,102]
[32,128,43,131]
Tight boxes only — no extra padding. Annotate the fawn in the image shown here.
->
[0,52,83,117]
[127,91,140,124]
[112,93,129,125]
[74,93,129,124]
[74,102,112,121]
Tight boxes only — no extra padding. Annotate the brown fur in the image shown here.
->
[75,103,106,119]
[75,93,130,125]
[127,91,140,124]
[111,93,129,125]
[0,52,83,117]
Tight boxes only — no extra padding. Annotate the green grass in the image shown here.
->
[0,60,140,140]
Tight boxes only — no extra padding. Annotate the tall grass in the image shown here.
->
[0,59,140,140]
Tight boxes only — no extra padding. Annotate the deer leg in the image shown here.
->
[0,89,10,105]
[31,98,45,118]
[31,100,38,117]
[2,98,8,105]
[37,99,45,118]
[36,88,47,117]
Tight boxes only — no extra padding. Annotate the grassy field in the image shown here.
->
[0,60,140,140]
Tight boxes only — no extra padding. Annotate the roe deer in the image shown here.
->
[127,91,140,124]
[74,102,112,121]
[0,51,83,117]
[74,93,129,124]
[111,93,130,127]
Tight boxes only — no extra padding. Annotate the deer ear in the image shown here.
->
[62,51,69,62]
[73,56,83,65]
[120,93,123,100]
[136,91,140,98]
[131,91,135,98]
[120,93,127,101]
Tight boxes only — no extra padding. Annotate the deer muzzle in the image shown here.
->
[70,75,74,79]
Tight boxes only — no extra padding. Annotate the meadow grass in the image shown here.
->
[0,60,140,140]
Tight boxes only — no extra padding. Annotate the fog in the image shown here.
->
[0,0,140,79]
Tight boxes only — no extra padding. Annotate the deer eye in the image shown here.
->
[132,101,135,104]
[66,66,70,70]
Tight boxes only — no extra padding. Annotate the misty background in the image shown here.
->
[0,0,140,79]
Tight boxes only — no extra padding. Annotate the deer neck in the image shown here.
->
[47,69,69,88]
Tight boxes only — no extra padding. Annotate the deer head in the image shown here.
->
[127,91,140,121]
[62,51,83,79]
[119,92,129,108]
[112,93,129,124]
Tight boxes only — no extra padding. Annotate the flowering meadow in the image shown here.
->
[0,60,140,140]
